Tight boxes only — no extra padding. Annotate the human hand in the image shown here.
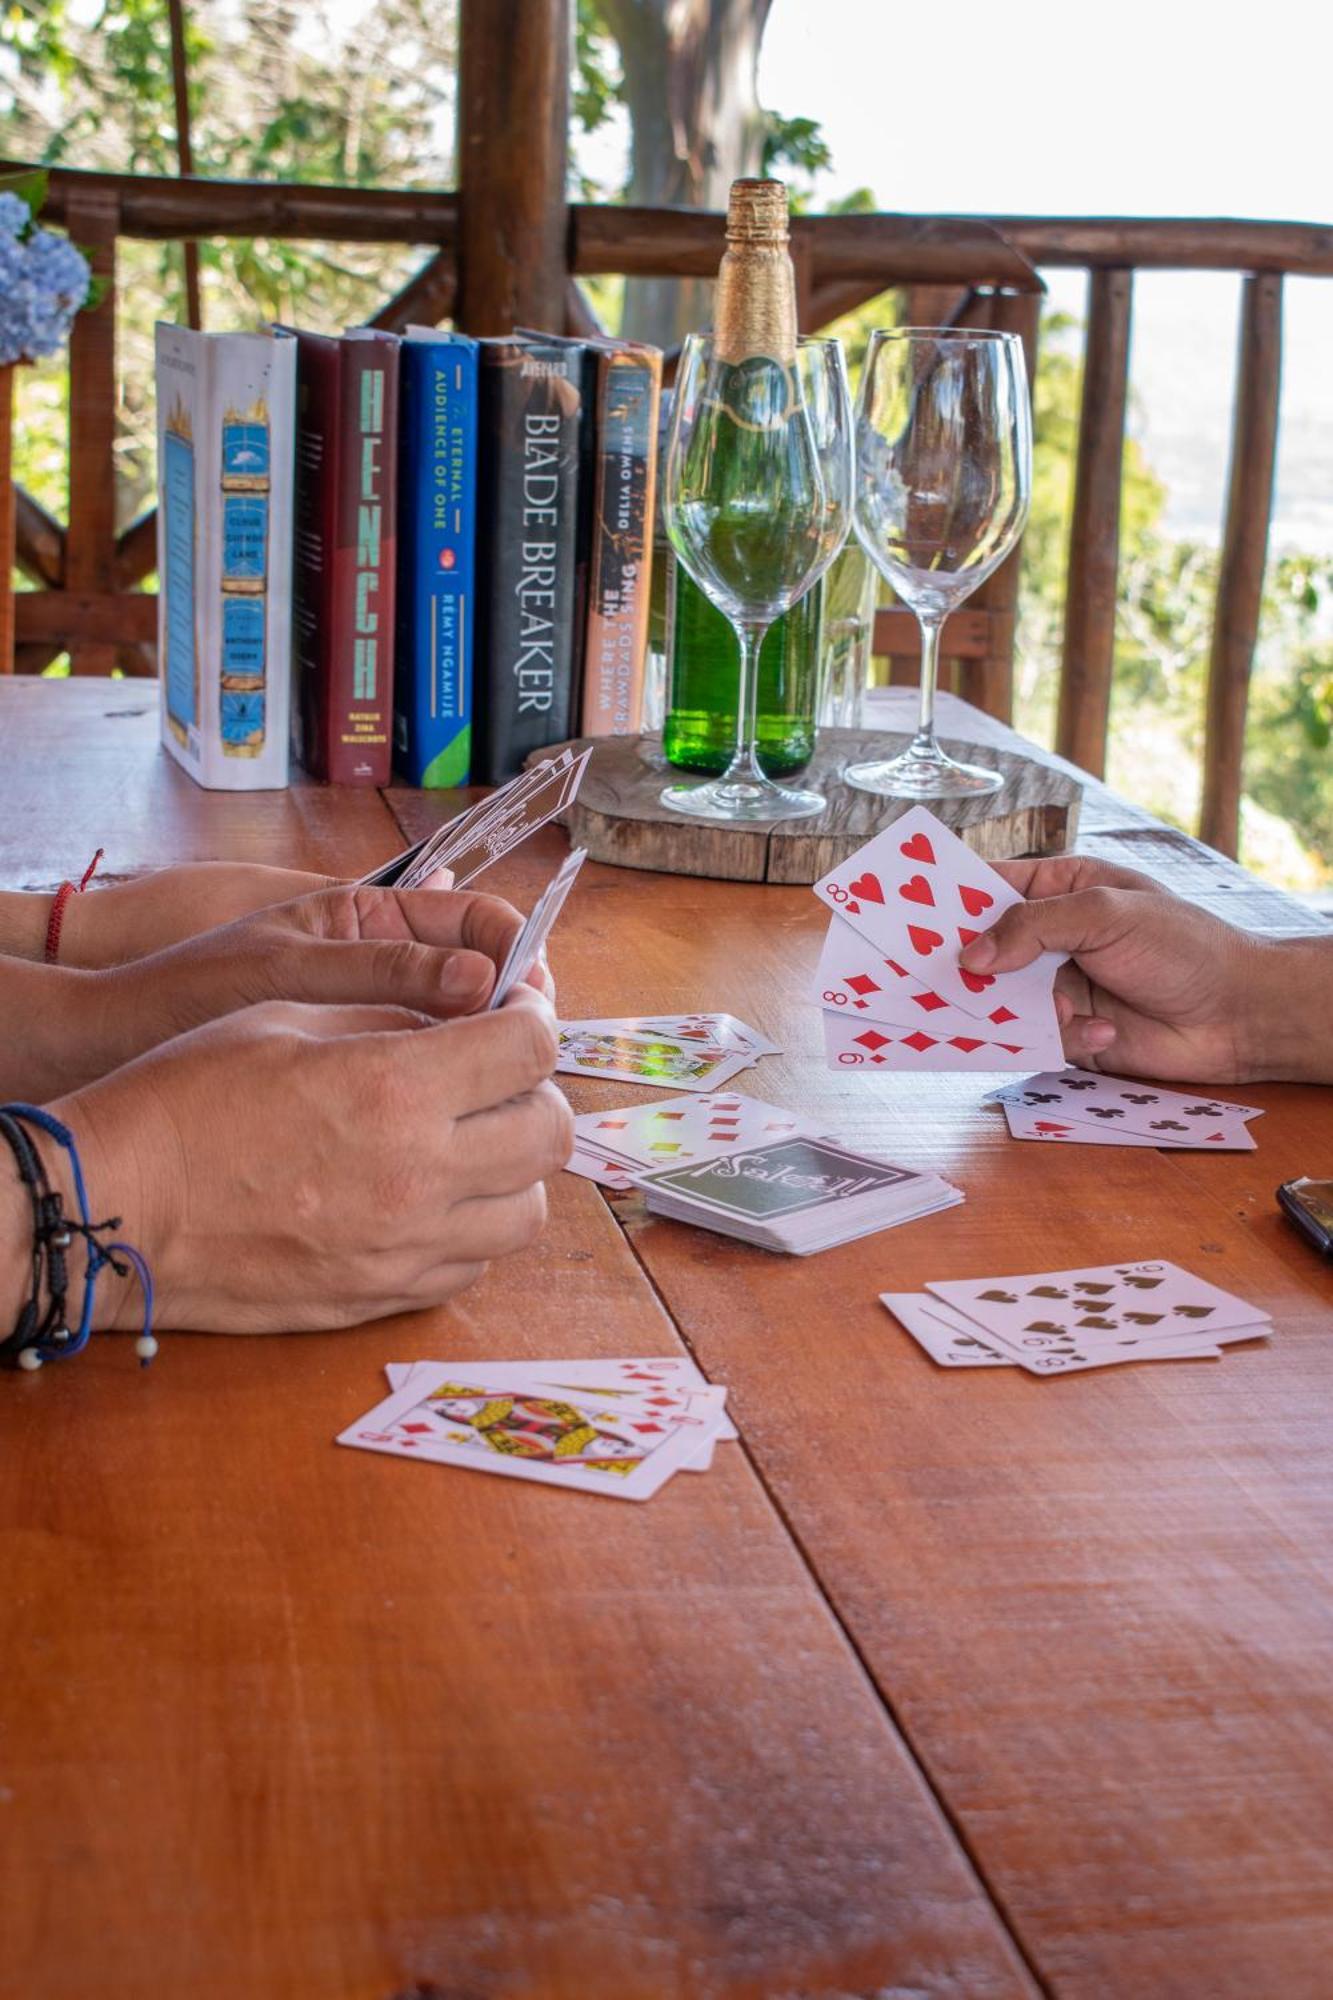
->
[958,854,1299,1085]
[54,985,572,1333]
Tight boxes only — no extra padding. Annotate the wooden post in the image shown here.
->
[0,364,14,674]
[166,0,202,329]
[63,190,120,675]
[455,0,570,334]
[1199,273,1283,857]
[1055,267,1133,774]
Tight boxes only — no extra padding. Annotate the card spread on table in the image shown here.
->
[988,1070,1261,1150]
[339,1359,732,1499]
[555,1012,775,1090]
[571,1091,820,1182]
[901,1259,1270,1375]
[361,747,592,892]
[489,847,587,1009]
[808,808,1064,1069]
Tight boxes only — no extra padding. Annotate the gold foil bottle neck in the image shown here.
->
[714,177,797,366]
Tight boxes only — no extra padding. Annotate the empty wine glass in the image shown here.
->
[661,331,853,821]
[847,327,1032,798]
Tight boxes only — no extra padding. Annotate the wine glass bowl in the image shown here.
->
[847,328,1032,799]
[661,333,853,822]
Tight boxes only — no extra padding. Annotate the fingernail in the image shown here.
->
[440,953,487,1000]
[959,932,996,969]
[1084,1019,1117,1049]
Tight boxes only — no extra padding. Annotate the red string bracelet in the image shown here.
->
[44,849,104,965]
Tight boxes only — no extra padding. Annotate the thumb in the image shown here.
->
[959,887,1126,975]
[283,936,496,1016]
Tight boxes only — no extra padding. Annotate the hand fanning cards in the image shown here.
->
[811,807,1066,1071]
[338,1353,736,1500]
[987,1071,1263,1151]
[884,1259,1271,1375]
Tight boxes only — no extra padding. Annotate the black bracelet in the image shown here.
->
[0,1104,156,1372]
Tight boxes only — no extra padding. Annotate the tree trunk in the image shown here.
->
[600,0,774,347]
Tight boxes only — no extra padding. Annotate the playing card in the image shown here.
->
[811,806,1065,1019]
[339,1364,727,1500]
[1001,1102,1190,1148]
[824,1010,1057,1074]
[565,1145,637,1191]
[989,1070,1260,1148]
[556,1027,753,1091]
[640,1135,963,1255]
[489,847,587,1009]
[361,749,592,892]
[926,1260,1271,1364]
[880,1292,1012,1366]
[814,915,1066,1067]
[571,1091,820,1175]
[562,1013,780,1059]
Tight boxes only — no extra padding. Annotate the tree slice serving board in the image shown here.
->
[530,731,1082,883]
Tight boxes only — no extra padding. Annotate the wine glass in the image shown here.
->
[847,327,1032,798]
[661,332,853,821]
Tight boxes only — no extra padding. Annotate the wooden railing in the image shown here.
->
[7,10,1333,856]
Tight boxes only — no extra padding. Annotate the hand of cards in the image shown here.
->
[567,1090,963,1252]
[338,1353,737,1501]
[884,1259,1271,1375]
[361,746,592,892]
[556,1012,778,1091]
[987,1071,1262,1150]
[812,806,1067,1071]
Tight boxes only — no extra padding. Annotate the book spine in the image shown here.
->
[329,336,398,784]
[291,333,340,780]
[473,341,582,785]
[394,339,478,787]
[581,346,661,736]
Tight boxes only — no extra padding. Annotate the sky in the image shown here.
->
[758,0,1333,552]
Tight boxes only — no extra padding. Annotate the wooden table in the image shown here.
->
[2,679,1331,2000]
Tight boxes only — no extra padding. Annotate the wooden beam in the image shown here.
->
[165,0,203,329]
[15,591,157,645]
[455,0,569,333]
[368,248,457,331]
[63,190,120,675]
[114,509,158,589]
[14,162,459,244]
[872,607,993,661]
[1055,268,1134,776]
[14,487,67,589]
[1200,274,1283,858]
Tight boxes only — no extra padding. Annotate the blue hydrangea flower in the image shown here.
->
[0,219,91,366]
[0,192,30,236]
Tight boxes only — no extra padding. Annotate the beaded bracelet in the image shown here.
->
[0,1103,156,1372]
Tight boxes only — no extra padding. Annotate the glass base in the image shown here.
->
[844,747,1004,800]
[660,775,825,822]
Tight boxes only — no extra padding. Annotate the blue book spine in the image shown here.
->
[394,333,478,787]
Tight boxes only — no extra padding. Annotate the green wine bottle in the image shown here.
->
[663,556,822,775]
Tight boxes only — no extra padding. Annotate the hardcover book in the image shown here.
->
[472,337,585,784]
[579,339,662,737]
[393,328,478,787]
[289,328,400,784]
[155,323,296,791]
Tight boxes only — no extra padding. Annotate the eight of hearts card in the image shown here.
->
[338,1364,730,1501]
[911,1259,1271,1375]
[987,1071,1262,1150]
[810,807,1065,1066]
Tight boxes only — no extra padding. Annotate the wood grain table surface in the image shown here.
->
[1,680,1331,2000]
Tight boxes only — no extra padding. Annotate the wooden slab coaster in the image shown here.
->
[529,730,1082,884]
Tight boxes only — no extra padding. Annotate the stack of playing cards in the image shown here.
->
[884,1259,1271,1375]
[986,1071,1263,1150]
[360,746,592,891]
[810,806,1067,1072]
[488,847,586,1009]
[337,1354,736,1501]
[556,1012,779,1091]
[567,1089,963,1251]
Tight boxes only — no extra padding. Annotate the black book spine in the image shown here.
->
[473,339,583,784]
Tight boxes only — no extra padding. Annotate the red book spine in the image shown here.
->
[292,331,399,783]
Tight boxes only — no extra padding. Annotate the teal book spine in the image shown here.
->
[394,331,478,787]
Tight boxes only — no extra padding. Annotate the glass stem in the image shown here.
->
[911,611,944,757]
[720,620,771,787]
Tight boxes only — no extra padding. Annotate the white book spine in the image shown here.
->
[155,324,295,791]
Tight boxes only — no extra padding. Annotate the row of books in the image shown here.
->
[153,322,661,791]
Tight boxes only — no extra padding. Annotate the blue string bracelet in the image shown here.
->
[0,1103,156,1371]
